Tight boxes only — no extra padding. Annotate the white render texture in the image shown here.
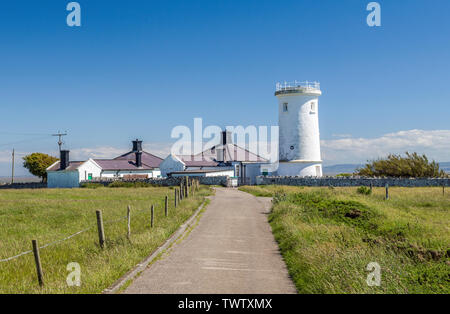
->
[276,162,323,177]
[276,82,323,177]
[159,154,186,177]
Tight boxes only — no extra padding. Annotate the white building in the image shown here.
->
[275,81,323,177]
[160,131,269,184]
[47,140,163,188]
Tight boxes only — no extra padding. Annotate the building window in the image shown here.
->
[235,165,240,177]
[283,103,288,112]
[311,102,316,113]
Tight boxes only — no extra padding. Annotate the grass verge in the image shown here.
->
[239,185,449,294]
[0,186,212,293]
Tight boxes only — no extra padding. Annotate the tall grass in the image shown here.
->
[0,186,211,294]
[240,186,449,294]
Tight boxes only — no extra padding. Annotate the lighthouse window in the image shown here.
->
[290,146,295,150]
[283,103,288,112]
[311,102,316,113]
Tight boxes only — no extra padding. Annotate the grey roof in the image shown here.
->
[200,144,268,163]
[178,155,220,167]
[114,151,163,168]
[175,144,267,166]
[93,159,154,171]
[47,161,84,172]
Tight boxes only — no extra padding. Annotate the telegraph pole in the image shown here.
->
[52,131,67,152]
[11,149,15,184]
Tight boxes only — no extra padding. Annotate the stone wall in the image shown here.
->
[84,176,230,187]
[255,176,450,187]
[0,182,47,189]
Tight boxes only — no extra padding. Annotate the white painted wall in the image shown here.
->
[205,170,234,177]
[277,162,322,177]
[160,154,185,177]
[100,169,160,178]
[276,86,323,177]
[277,91,322,162]
[78,159,102,181]
[171,170,234,177]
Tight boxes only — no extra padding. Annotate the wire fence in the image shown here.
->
[0,179,201,267]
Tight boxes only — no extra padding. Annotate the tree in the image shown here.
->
[23,153,59,182]
[355,152,446,178]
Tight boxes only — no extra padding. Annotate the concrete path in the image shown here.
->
[124,188,296,294]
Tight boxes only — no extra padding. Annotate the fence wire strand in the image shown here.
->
[0,196,175,263]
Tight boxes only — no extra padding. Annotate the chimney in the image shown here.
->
[132,139,143,152]
[60,150,70,170]
[135,151,142,168]
[216,148,225,162]
[221,131,233,145]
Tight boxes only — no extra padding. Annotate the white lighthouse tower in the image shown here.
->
[275,81,323,177]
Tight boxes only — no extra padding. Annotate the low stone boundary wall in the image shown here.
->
[255,176,450,187]
[0,182,47,189]
[83,176,230,187]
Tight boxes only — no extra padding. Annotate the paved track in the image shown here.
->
[124,188,296,294]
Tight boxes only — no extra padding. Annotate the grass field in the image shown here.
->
[0,186,212,294]
[239,185,449,294]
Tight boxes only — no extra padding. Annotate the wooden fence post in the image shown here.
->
[370,182,373,193]
[165,195,168,217]
[385,184,389,200]
[174,188,178,208]
[32,240,44,287]
[185,176,189,198]
[96,210,106,249]
[151,205,155,228]
[127,205,131,238]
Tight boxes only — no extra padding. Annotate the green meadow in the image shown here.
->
[0,186,211,294]
[239,186,449,294]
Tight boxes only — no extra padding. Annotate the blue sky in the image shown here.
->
[1,0,450,176]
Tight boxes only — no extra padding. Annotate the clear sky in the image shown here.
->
[1,0,449,176]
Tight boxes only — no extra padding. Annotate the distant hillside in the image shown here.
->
[322,164,363,176]
[323,162,450,176]
[439,162,450,173]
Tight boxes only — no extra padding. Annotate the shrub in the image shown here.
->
[356,152,446,178]
[80,182,104,189]
[357,186,372,195]
[108,181,155,188]
[22,153,58,182]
